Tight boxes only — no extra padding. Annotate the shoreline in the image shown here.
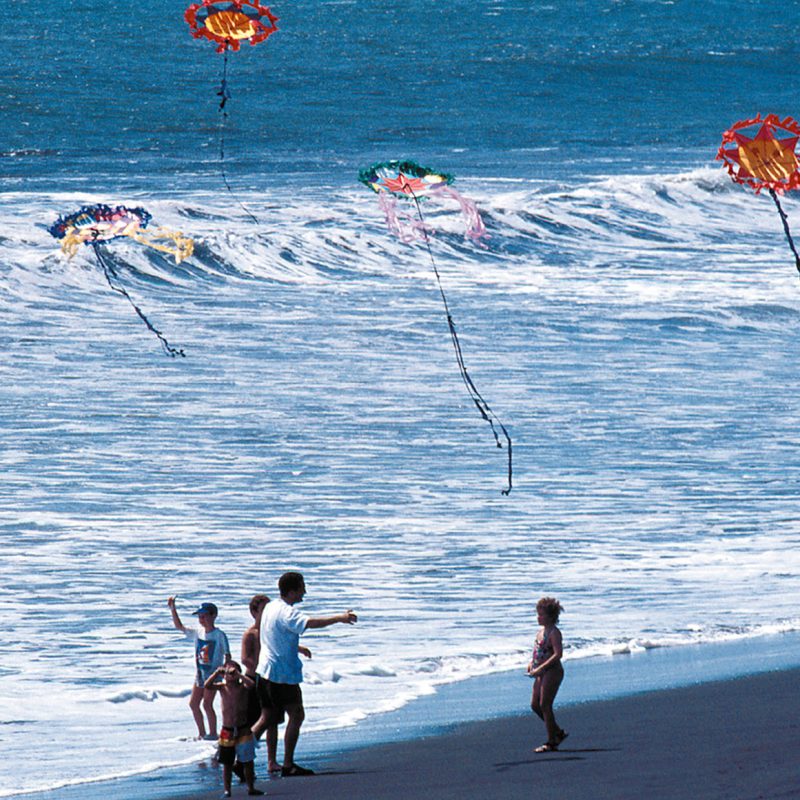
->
[23,630,800,800]
[95,666,800,800]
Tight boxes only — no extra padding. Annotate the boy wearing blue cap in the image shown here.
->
[168,596,231,739]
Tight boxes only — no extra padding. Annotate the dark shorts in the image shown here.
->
[256,677,302,722]
[245,676,261,727]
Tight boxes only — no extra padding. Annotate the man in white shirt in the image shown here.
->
[252,571,357,777]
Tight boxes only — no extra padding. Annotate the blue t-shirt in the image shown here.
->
[190,627,230,670]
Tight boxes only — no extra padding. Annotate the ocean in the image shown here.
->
[2,1,800,796]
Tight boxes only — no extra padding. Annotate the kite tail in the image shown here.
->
[91,243,186,358]
[409,193,512,495]
[217,48,259,225]
[378,193,427,243]
[130,229,195,264]
[431,185,490,246]
[769,189,800,276]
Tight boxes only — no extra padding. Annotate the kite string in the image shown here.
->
[91,242,185,358]
[217,48,259,225]
[408,191,512,495]
[769,189,800,276]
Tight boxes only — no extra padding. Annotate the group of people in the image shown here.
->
[168,571,357,797]
[168,581,566,797]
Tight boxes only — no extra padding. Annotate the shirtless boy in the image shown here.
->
[204,662,263,797]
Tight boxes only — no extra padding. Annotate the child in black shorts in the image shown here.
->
[204,662,263,797]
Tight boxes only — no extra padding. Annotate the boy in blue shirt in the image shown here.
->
[168,596,231,739]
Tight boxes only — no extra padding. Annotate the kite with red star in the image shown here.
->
[358,159,511,495]
[717,114,800,275]
[358,160,487,244]
[717,114,800,193]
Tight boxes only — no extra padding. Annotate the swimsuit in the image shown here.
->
[532,628,560,672]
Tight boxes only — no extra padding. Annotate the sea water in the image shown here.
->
[2,1,800,796]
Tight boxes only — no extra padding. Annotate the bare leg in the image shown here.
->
[202,688,218,738]
[537,667,564,744]
[282,704,305,767]
[251,706,275,740]
[222,764,232,796]
[266,725,280,772]
[530,677,544,721]
[244,762,263,795]
[189,685,206,738]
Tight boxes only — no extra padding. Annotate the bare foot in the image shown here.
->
[268,761,282,773]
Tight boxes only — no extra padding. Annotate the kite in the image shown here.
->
[185,0,278,53]
[185,0,279,222]
[717,113,800,275]
[359,159,511,495]
[49,204,193,357]
[359,159,488,245]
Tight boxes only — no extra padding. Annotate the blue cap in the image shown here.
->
[191,602,218,616]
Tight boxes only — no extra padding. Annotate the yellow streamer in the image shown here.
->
[57,225,194,264]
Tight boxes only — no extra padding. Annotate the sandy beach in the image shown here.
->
[161,666,799,800]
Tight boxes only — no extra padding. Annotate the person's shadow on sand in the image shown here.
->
[494,747,619,770]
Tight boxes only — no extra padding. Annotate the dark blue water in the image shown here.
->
[4,1,800,186]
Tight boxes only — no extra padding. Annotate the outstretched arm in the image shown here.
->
[305,610,358,630]
[167,596,189,633]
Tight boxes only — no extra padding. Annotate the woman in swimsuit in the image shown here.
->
[527,596,568,752]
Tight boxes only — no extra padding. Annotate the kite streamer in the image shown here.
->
[185,0,279,223]
[49,204,192,357]
[717,113,800,275]
[361,160,488,245]
[359,159,511,495]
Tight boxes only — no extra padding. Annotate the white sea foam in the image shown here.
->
[4,166,800,794]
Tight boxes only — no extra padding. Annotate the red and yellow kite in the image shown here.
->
[717,114,800,194]
[185,0,278,53]
[718,114,800,275]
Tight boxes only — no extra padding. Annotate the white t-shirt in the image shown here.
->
[257,598,309,684]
